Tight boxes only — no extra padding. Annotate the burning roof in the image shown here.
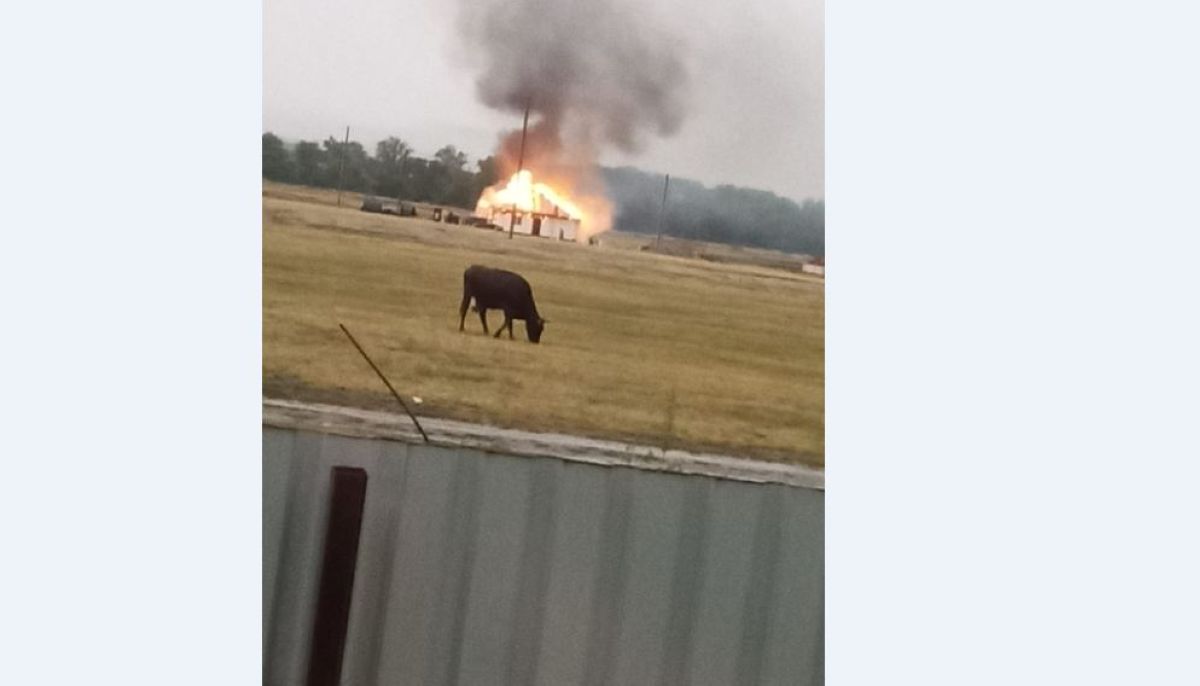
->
[475,170,584,220]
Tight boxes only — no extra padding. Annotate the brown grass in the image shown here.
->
[263,182,824,466]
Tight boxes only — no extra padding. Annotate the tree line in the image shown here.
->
[600,167,825,256]
[263,132,824,256]
[262,132,497,210]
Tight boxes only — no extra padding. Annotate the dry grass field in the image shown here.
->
[263,182,824,465]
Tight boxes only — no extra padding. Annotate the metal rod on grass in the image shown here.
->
[338,323,430,443]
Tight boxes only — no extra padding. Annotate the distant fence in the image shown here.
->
[264,409,824,685]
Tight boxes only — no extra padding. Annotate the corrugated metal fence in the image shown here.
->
[264,424,823,685]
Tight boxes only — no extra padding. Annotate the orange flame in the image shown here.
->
[475,170,584,220]
[475,168,612,242]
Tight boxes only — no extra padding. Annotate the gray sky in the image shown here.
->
[264,0,823,201]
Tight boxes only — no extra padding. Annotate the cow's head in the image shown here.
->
[527,317,546,343]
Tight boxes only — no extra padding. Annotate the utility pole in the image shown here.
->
[510,101,531,240]
[516,102,530,172]
[395,152,409,212]
[335,125,350,207]
[655,173,671,251]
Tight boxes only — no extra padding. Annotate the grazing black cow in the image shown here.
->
[458,265,547,343]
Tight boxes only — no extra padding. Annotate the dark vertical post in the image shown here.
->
[335,125,350,207]
[510,101,531,240]
[306,467,369,686]
[655,173,671,250]
[516,102,530,173]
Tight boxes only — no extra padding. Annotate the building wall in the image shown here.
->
[542,216,578,241]
[492,210,531,235]
[489,210,579,241]
[264,426,824,686]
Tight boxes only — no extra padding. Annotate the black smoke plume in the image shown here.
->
[457,0,689,175]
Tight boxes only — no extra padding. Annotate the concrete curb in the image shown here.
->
[263,398,825,491]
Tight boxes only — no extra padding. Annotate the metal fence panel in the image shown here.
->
[374,444,459,685]
[340,439,403,686]
[531,463,611,686]
[263,425,824,686]
[687,481,763,686]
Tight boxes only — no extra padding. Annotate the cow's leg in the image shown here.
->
[496,312,513,338]
[477,307,489,334]
[458,293,471,331]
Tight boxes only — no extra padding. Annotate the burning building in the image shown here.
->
[487,207,580,241]
[458,0,689,245]
[475,169,584,241]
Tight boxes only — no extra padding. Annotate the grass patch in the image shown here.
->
[263,183,824,465]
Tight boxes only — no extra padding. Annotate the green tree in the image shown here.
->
[376,137,413,167]
[468,155,500,207]
[321,137,372,191]
[434,145,468,172]
[429,145,472,205]
[402,158,436,202]
[375,137,413,198]
[293,141,324,186]
[262,132,293,181]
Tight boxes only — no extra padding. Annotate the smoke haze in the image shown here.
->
[265,0,822,202]
[457,0,690,174]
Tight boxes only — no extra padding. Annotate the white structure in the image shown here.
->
[474,169,586,242]
[487,209,580,241]
[801,262,825,277]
